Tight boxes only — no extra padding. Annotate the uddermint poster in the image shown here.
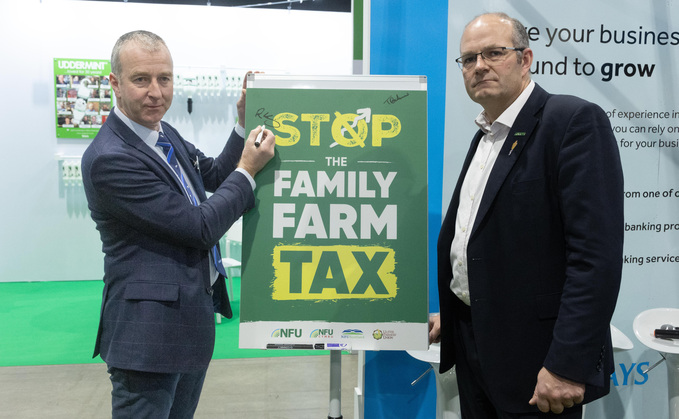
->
[54,58,112,139]
[240,75,429,351]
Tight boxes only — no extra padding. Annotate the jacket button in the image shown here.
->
[207,287,214,296]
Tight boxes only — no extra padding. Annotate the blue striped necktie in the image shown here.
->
[156,131,227,279]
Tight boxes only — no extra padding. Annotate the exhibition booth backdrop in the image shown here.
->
[1,1,678,418]
[0,0,353,283]
[0,0,356,366]
[0,1,446,416]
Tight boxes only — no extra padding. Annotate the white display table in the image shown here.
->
[611,324,634,351]
[407,343,460,419]
[633,308,679,419]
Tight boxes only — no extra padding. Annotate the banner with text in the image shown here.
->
[240,75,429,351]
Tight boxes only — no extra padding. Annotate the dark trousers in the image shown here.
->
[108,366,207,419]
[451,299,583,419]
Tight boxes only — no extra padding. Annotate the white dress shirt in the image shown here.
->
[450,81,535,305]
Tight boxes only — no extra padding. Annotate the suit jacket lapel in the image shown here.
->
[106,111,187,194]
[161,124,208,202]
[471,84,549,235]
[110,111,206,201]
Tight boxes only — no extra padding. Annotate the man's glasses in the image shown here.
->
[455,47,525,70]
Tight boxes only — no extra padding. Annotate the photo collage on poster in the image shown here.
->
[54,58,112,139]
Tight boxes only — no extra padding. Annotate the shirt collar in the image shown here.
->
[474,80,536,134]
[114,106,163,149]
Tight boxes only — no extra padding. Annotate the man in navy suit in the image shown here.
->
[81,30,275,418]
[430,13,624,418]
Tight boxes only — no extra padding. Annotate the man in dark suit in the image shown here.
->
[430,12,624,418]
[81,30,275,418]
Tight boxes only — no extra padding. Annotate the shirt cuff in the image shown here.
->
[234,123,245,139]
[235,167,256,190]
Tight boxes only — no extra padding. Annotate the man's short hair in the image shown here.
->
[111,30,169,76]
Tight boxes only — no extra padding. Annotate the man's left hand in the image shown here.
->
[528,367,585,414]
[237,71,266,128]
[428,314,441,344]
[236,72,249,128]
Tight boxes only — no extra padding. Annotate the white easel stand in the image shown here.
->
[669,354,679,418]
[633,308,679,419]
[329,350,343,419]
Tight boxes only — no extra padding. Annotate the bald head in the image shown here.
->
[458,13,534,121]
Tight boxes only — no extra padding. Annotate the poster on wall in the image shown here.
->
[239,74,429,351]
[54,58,112,139]
[445,2,678,418]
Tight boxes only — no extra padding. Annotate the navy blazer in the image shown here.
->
[437,84,624,412]
[82,110,254,373]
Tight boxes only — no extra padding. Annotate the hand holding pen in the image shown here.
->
[255,124,266,147]
[238,124,275,178]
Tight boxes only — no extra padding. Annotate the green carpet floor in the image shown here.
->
[0,279,322,367]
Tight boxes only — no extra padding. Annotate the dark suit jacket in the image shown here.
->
[437,83,624,412]
[82,109,254,373]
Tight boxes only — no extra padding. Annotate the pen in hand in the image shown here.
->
[254,125,266,147]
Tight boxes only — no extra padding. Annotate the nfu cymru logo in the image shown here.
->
[271,328,303,338]
[310,329,334,338]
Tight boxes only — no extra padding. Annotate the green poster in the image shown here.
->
[54,58,112,139]
[240,75,428,351]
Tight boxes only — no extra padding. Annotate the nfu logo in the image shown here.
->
[610,362,649,386]
[271,328,303,338]
[310,329,334,338]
